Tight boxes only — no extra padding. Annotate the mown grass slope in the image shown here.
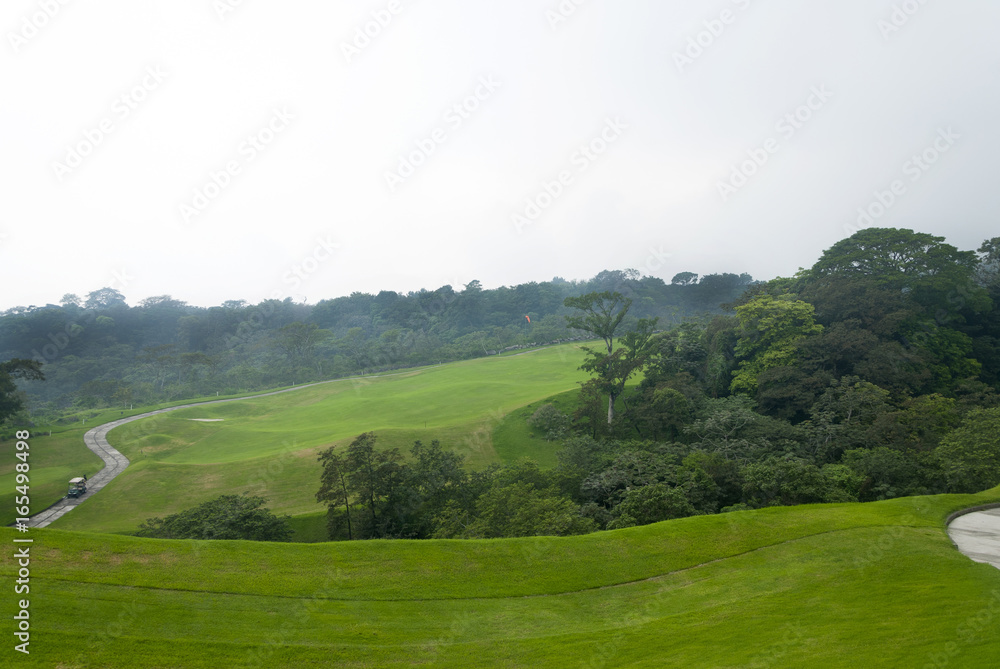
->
[0,429,104,527]
[491,388,585,467]
[3,490,999,667]
[0,382,396,527]
[50,344,589,533]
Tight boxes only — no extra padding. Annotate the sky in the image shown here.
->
[1,0,998,310]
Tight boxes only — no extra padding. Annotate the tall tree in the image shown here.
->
[731,295,823,395]
[276,322,328,363]
[579,317,659,425]
[564,291,632,355]
[807,227,988,323]
[565,291,641,424]
[671,272,699,286]
[810,228,976,286]
[345,432,406,538]
[316,447,354,540]
[0,359,44,425]
[977,237,1000,288]
[84,287,128,309]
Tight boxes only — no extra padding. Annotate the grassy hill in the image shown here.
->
[36,344,590,534]
[3,490,999,667]
[5,341,1000,666]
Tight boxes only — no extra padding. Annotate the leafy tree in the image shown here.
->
[85,287,128,309]
[806,228,990,339]
[797,320,879,379]
[936,408,1000,493]
[527,404,572,441]
[842,447,924,501]
[338,327,369,370]
[135,493,292,541]
[451,482,594,539]
[645,321,710,389]
[455,280,486,330]
[680,451,743,510]
[564,291,632,355]
[741,458,857,508]
[139,344,178,392]
[572,380,608,438]
[629,386,691,441]
[345,432,406,538]
[607,483,696,529]
[704,315,740,397]
[906,323,982,391]
[581,449,680,509]
[555,436,616,480]
[807,376,892,462]
[316,448,356,540]
[578,317,659,425]
[684,396,762,460]
[405,439,471,537]
[60,293,83,308]
[0,359,44,426]
[755,365,831,423]
[810,227,978,294]
[731,296,823,395]
[277,322,328,360]
[977,237,1000,288]
[696,273,755,309]
[871,394,960,453]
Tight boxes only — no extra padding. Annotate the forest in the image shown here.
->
[308,228,1000,541]
[0,269,752,419]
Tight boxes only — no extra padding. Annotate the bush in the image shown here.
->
[136,493,292,541]
[528,404,572,441]
[447,482,595,539]
[607,484,696,529]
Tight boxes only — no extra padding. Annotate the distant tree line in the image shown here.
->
[0,270,753,424]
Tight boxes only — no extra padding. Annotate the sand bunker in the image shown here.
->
[188,418,225,422]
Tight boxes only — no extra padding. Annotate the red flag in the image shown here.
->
[525,315,531,323]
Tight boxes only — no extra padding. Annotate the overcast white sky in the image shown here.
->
[1,0,998,310]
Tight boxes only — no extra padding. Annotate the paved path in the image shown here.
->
[24,378,360,528]
[948,508,1000,570]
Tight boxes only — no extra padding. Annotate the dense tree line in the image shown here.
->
[317,433,596,540]
[561,229,1000,528]
[317,229,1000,540]
[0,270,753,423]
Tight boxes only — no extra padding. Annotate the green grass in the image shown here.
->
[287,510,328,543]
[0,383,389,527]
[492,388,584,466]
[0,419,108,527]
[3,489,999,667]
[45,344,590,533]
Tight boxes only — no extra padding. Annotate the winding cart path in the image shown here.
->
[948,507,1000,570]
[24,380,346,528]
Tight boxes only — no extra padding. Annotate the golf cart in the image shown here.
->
[68,477,87,498]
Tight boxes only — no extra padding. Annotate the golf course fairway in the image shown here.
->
[44,344,590,534]
[3,491,1000,667]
